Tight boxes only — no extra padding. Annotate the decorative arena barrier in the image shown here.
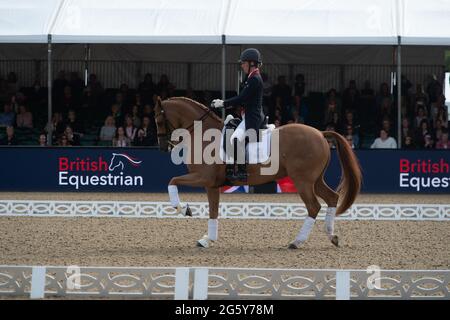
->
[0,200,449,220]
[0,266,448,300]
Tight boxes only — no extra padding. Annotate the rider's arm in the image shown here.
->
[223,77,258,109]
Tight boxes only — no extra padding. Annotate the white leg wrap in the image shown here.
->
[168,185,180,207]
[325,207,336,240]
[295,216,316,243]
[208,219,218,241]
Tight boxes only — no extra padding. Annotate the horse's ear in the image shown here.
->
[154,95,162,109]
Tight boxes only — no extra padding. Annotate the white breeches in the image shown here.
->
[230,115,246,144]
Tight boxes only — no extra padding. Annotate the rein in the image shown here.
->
[154,103,214,148]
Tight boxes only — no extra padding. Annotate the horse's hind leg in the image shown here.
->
[315,177,339,247]
[288,179,321,249]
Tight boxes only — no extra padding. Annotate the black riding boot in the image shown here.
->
[236,163,248,181]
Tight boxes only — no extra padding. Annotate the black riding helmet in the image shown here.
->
[238,48,262,67]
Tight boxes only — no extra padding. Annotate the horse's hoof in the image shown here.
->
[288,240,301,249]
[331,235,339,247]
[185,205,192,217]
[197,235,212,248]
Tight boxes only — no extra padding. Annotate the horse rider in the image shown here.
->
[211,48,265,181]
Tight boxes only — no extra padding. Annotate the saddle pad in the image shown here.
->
[219,125,275,164]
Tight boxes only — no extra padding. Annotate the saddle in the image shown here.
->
[221,115,272,185]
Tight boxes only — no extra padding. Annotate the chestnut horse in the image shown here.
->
[154,97,361,249]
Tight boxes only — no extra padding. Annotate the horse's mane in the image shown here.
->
[167,97,223,123]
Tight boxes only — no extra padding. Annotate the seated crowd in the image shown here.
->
[0,70,448,149]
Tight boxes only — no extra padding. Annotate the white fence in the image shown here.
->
[0,266,448,300]
[0,200,449,220]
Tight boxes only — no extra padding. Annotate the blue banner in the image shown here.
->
[0,147,448,193]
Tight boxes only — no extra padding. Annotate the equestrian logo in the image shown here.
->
[109,153,143,172]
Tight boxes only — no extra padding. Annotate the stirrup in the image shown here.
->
[197,235,214,248]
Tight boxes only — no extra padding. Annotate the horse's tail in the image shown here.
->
[322,131,362,216]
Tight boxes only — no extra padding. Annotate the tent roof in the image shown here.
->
[0,0,62,43]
[0,0,449,45]
[225,0,398,45]
[51,0,228,44]
[400,0,450,45]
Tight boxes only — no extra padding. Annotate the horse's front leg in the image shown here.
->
[197,187,220,248]
[168,172,207,216]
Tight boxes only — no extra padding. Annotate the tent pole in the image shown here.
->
[47,34,53,146]
[221,35,226,119]
[397,36,402,149]
[84,44,90,86]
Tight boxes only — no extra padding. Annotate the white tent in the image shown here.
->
[401,0,450,45]
[0,0,449,45]
[51,0,228,44]
[0,0,62,43]
[225,0,398,45]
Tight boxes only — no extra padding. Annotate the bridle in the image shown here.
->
[154,103,213,150]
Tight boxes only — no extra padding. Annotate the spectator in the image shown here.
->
[375,82,391,111]
[38,133,47,147]
[381,118,395,139]
[124,115,137,143]
[401,117,413,141]
[342,80,360,111]
[113,92,126,112]
[261,72,273,116]
[57,85,76,112]
[66,109,84,136]
[435,130,450,149]
[344,125,360,148]
[423,134,434,149]
[135,115,157,146]
[53,71,68,103]
[80,86,98,111]
[45,112,65,141]
[64,125,80,146]
[426,74,442,104]
[415,119,432,148]
[6,72,19,95]
[0,126,18,145]
[377,97,394,124]
[325,123,336,148]
[414,107,428,129]
[110,103,124,128]
[0,103,15,127]
[0,79,9,103]
[69,72,84,104]
[403,135,416,149]
[138,73,156,104]
[16,105,33,129]
[88,73,104,98]
[323,89,341,127]
[293,73,306,98]
[371,129,397,149]
[156,74,175,97]
[58,134,69,146]
[113,126,131,147]
[131,105,142,128]
[99,116,116,141]
[341,109,358,133]
[434,104,448,129]
[271,75,292,108]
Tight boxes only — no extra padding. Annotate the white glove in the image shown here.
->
[211,99,224,109]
